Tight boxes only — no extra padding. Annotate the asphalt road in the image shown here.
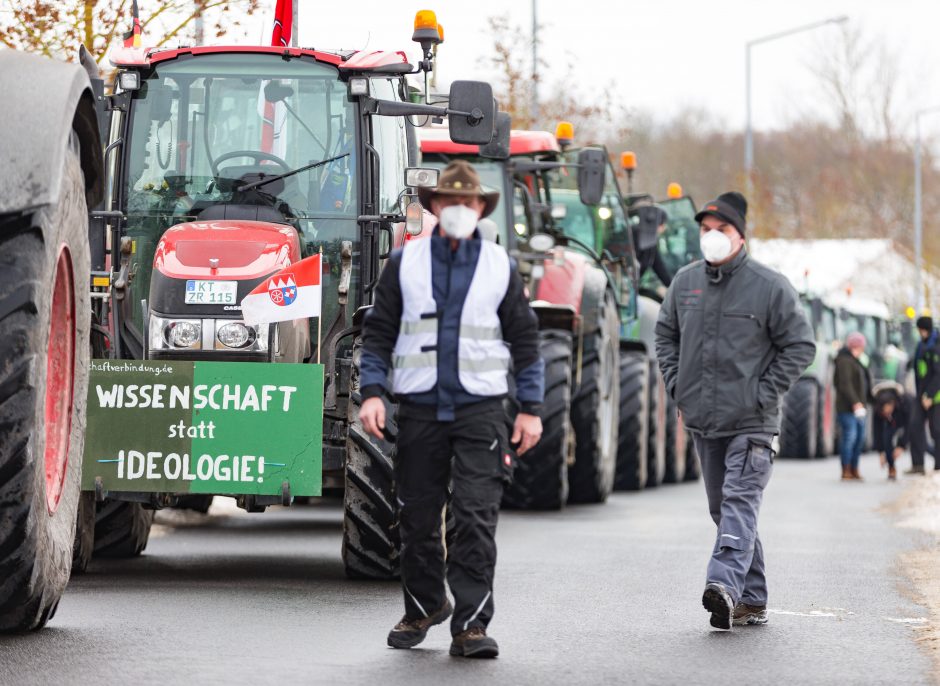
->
[0,453,933,685]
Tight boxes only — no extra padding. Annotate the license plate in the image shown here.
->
[185,280,237,305]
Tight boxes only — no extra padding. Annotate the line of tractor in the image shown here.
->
[0,8,919,633]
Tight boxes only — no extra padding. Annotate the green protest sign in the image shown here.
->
[82,360,323,497]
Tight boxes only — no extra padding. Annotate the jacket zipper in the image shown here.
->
[724,312,760,325]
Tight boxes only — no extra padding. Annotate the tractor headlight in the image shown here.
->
[148,314,270,355]
[217,322,253,349]
[168,320,201,348]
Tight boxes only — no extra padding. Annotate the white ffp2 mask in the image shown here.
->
[700,230,734,263]
[439,204,479,239]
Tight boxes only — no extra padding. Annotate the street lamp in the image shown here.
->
[744,15,849,188]
[914,107,940,311]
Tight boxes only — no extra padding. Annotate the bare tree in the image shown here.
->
[0,0,261,63]
[480,13,623,142]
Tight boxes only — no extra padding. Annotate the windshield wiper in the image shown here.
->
[237,153,350,193]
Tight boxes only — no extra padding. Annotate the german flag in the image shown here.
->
[122,0,142,48]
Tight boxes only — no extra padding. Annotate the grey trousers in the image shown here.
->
[692,432,775,606]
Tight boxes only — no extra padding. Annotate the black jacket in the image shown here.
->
[872,387,910,452]
[913,329,940,401]
[654,249,816,438]
[833,348,870,413]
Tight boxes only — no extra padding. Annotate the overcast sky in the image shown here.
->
[233,0,940,138]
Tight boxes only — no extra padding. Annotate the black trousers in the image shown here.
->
[395,399,510,636]
[909,402,940,469]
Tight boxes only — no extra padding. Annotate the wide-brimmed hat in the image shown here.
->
[418,159,500,218]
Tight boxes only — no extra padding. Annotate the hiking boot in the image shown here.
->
[702,582,734,630]
[449,627,499,658]
[733,602,769,626]
[387,599,453,649]
[905,466,926,475]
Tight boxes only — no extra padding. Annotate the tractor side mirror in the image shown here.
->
[577,147,606,206]
[447,80,495,145]
[479,111,511,160]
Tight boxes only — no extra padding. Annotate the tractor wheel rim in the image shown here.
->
[44,247,76,514]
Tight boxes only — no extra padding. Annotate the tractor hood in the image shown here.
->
[153,220,301,281]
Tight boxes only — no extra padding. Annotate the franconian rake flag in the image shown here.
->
[241,254,321,325]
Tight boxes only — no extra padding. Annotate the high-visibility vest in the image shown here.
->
[392,237,511,396]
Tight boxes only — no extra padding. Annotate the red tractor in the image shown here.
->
[0,11,502,630]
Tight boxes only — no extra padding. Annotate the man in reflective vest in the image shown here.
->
[358,160,544,659]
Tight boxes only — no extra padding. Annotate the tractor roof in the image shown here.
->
[419,127,560,156]
[110,45,409,73]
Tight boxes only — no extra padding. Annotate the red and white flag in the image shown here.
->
[241,253,321,325]
[261,0,293,157]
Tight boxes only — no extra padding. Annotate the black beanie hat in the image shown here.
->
[916,316,933,332]
[694,191,748,237]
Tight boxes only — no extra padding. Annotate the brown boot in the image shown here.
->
[851,466,863,481]
[888,466,897,480]
[841,465,852,480]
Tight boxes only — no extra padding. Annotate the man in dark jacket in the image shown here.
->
[358,160,544,658]
[655,191,815,631]
[908,316,940,474]
[833,332,871,480]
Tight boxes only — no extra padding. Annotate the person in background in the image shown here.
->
[632,204,674,287]
[833,332,870,481]
[871,382,910,481]
[907,316,940,474]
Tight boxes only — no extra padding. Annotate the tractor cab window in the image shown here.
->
[370,78,409,214]
[543,153,628,257]
[821,307,837,342]
[801,299,817,338]
[122,53,359,338]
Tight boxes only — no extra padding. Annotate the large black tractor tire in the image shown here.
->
[503,329,573,510]
[93,500,154,558]
[779,378,818,459]
[0,139,91,631]
[71,492,96,574]
[645,361,666,489]
[342,340,400,580]
[662,394,685,483]
[613,350,648,491]
[568,292,621,504]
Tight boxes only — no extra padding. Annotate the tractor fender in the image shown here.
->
[0,50,103,215]
[535,249,589,315]
[577,263,612,335]
[530,303,577,333]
